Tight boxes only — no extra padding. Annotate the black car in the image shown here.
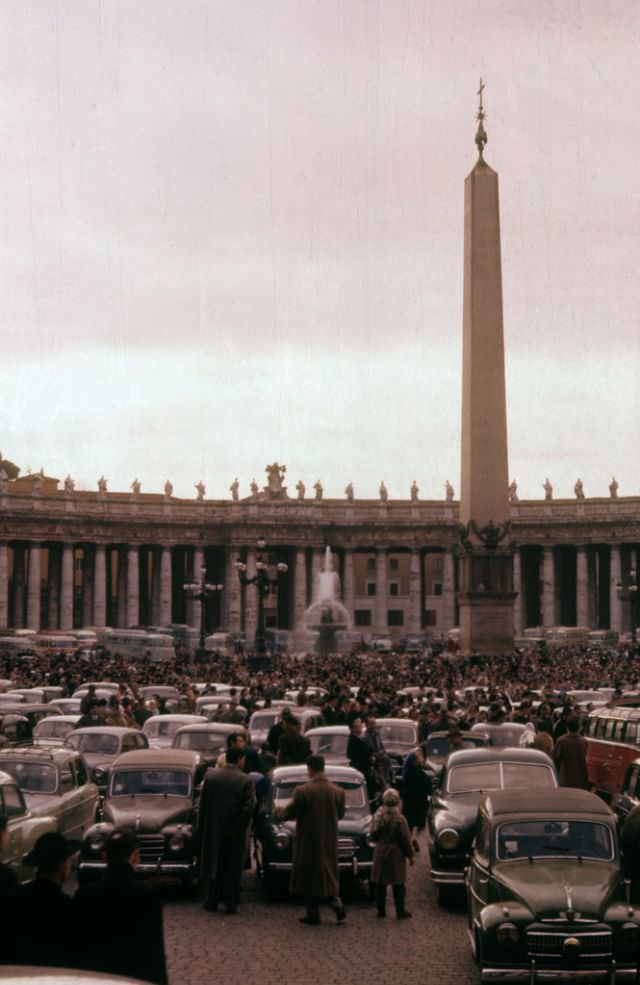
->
[427,747,558,901]
[375,719,419,786]
[422,730,488,787]
[254,764,374,900]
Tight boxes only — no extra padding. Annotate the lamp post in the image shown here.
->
[183,565,224,659]
[616,565,639,644]
[235,538,288,658]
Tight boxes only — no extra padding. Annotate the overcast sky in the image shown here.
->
[1,0,638,501]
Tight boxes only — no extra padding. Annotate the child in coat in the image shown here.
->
[370,787,414,918]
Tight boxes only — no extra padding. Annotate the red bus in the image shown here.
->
[586,706,640,801]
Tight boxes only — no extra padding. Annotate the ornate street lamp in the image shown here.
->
[183,566,224,658]
[235,538,288,658]
[616,566,639,644]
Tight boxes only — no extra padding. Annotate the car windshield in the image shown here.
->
[111,769,191,797]
[273,780,369,819]
[447,762,556,794]
[36,721,75,738]
[145,720,182,738]
[2,761,57,793]
[377,725,416,747]
[473,726,524,747]
[174,732,225,752]
[309,734,348,756]
[67,733,120,755]
[426,736,485,759]
[250,713,278,731]
[497,820,614,861]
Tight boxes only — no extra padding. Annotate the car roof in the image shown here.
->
[34,715,81,725]
[0,746,82,765]
[70,726,140,736]
[272,764,364,782]
[305,726,350,735]
[446,748,554,767]
[175,723,246,734]
[112,748,201,769]
[482,788,613,819]
[143,714,206,724]
[376,718,418,726]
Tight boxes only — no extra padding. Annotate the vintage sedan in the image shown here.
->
[613,757,640,828]
[427,747,558,900]
[470,722,530,748]
[422,730,488,787]
[0,747,99,841]
[254,764,374,900]
[172,722,248,765]
[142,714,206,749]
[0,769,58,882]
[466,788,640,982]
[78,748,204,888]
[376,718,419,785]
[33,715,81,747]
[306,726,350,765]
[65,727,148,793]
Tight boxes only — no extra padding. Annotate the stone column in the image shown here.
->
[93,545,107,627]
[343,549,354,623]
[115,550,127,627]
[127,548,140,627]
[610,545,623,633]
[82,548,94,627]
[0,544,8,628]
[26,543,41,630]
[311,548,323,605]
[60,544,74,630]
[375,548,387,632]
[150,550,161,624]
[13,545,25,628]
[190,548,204,630]
[408,549,422,634]
[293,548,307,633]
[225,548,241,634]
[541,547,555,627]
[47,546,60,629]
[576,546,589,627]
[159,547,172,625]
[442,550,456,633]
[512,547,523,635]
[244,548,257,644]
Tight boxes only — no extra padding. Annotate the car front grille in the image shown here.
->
[527,929,612,960]
[337,837,357,857]
[137,835,166,864]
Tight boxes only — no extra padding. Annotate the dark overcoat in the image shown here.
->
[370,808,414,884]
[278,774,345,897]
[198,764,256,883]
[554,731,589,789]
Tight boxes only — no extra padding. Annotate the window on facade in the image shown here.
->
[367,558,376,571]
[366,583,376,596]
[389,582,399,597]
[390,558,399,571]
[433,582,443,596]
[354,610,372,626]
[387,610,404,626]
[425,610,437,626]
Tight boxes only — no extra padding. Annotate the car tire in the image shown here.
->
[264,867,286,902]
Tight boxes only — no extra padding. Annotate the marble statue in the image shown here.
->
[574,478,585,500]
[64,474,75,494]
[266,462,286,496]
[609,477,619,499]
[445,480,454,502]
[131,478,141,495]
[508,479,518,503]
[97,475,108,493]
[296,479,305,500]
[0,469,8,492]
[250,478,259,499]
[230,477,239,501]
[195,480,205,501]
[379,481,388,503]
[345,482,354,501]
[314,480,323,501]
[410,480,419,502]
[543,478,553,501]
[164,479,173,498]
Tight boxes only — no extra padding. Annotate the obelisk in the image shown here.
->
[458,81,515,654]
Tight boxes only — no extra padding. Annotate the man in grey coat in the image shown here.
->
[198,745,256,914]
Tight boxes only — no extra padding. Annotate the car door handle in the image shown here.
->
[478,877,488,884]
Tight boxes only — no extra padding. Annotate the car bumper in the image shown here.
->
[430,866,466,885]
[481,966,639,983]
[268,859,373,877]
[79,861,195,876]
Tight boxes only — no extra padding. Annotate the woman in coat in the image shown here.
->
[370,788,414,918]
[401,748,431,852]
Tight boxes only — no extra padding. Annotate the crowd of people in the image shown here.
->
[0,636,637,980]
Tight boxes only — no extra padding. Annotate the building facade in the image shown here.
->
[0,473,638,642]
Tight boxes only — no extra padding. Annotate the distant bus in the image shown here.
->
[105,629,175,663]
[35,634,78,656]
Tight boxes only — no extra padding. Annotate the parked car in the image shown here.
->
[427,747,558,900]
[254,764,374,900]
[142,714,207,749]
[306,726,350,765]
[375,718,419,784]
[33,715,82,747]
[0,747,99,842]
[422,730,488,787]
[247,703,298,747]
[65,726,149,793]
[78,748,204,889]
[48,698,82,716]
[0,768,57,883]
[172,722,248,765]
[470,722,529,747]
[466,788,640,982]
[613,756,640,828]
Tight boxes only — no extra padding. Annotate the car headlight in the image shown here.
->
[92,766,107,783]
[436,828,460,851]
[168,833,185,852]
[274,830,290,850]
[496,922,520,946]
[88,832,106,854]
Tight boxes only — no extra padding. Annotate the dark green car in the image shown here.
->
[466,788,640,982]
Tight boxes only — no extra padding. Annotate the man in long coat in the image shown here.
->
[554,716,589,789]
[199,745,256,913]
[275,754,346,925]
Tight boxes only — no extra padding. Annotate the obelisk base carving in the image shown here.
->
[458,548,515,654]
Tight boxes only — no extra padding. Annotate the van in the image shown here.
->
[204,633,234,657]
[586,706,640,801]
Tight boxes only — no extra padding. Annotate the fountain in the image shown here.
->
[302,546,352,655]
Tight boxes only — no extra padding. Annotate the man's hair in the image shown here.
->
[226,745,245,765]
[567,717,580,733]
[106,828,138,864]
[226,732,241,748]
[306,754,325,773]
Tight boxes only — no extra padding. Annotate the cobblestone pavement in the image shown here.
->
[163,832,479,985]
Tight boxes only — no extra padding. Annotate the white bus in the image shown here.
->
[105,629,175,663]
[35,634,78,656]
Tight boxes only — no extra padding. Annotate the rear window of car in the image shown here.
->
[447,762,556,794]
[273,780,368,818]
[2,761,57,794]
[377,725,416,746]
[174,731,225,751]
[67,733,119,755]
[496,820,613,861]
[309,734,348,756]
[250,713,278,731]
[111,769,191,797]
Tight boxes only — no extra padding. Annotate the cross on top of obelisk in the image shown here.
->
[475,77,488,160]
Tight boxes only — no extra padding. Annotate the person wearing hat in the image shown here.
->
[370,788,414,918]
[73,829,167,984]
[0,830,78,967]
[276,713,312,767]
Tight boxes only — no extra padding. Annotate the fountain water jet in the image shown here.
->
[302,546,352,655]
